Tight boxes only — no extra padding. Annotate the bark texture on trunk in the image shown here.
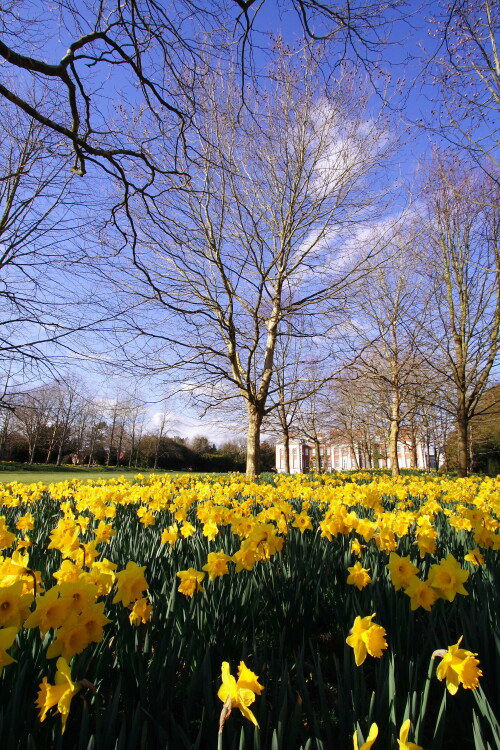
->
[349,439,360,469]
[389,420,400,476]
[410,435,418,469]
[457,407,468,478]
[389,389,400,476]
[283,431,290,474]
[246,405,263,477]
[314,437,322,473]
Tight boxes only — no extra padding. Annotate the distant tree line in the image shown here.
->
[0,378,275,472]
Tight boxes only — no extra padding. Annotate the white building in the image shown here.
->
[275,436,436,473]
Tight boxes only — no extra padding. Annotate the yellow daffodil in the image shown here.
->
[346,613,388,666]
[403,576,438,611]
[161,523,179,546]
[79,601,112,642]
[232,541,259,572]
[374,525,397,552]
[46,612,92,659]
[129,597,153,625]
[53,559,82,585]
[427,554,469,602]
[93,522,116,543]
[138,510,156,527]
[112,561,148,607]
[34,596,109,662]
[218,661,263,730]
[16,513,35,532]
[176,568,205,597]
[24,586,71,634]
[0,580,31,627]
[0,626,18,675]
[87,559,117,595]
[353,722,378,750]
[346,562,371,590]
[292,512,313,533]
[58,580,99,614]
[386,553,419,591]
[435,636,483,694]
[36,657,81,733]
[464,548,484,566]
[397,719,423,749]
[0,517,16,550]
[202,520,219,541]
[202,551,232,580]
[350,539,366,557]
[180,521,196,538]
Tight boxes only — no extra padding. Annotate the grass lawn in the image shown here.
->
[0,462,189,484]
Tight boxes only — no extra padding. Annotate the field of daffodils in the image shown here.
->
[0,471,498,749]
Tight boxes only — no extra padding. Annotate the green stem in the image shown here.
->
[415,655,436,742]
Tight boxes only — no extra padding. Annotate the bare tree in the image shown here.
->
[52,377,89,466]
[263,332,306,474]
[0,1,407,191]
[326,377,381,469]
[69,395,107,466]
[0,103,112,410]
[427,0,499,187]
[0,110,69,395]
[13,385,56,463]
[347,237,434,475]
[126,398,147,468]
[111,52,396,476]
[0,409,14,459]
[296,386,333,472]
[153,411,172,470]
[263,315,338,473]
[421,160,500,476]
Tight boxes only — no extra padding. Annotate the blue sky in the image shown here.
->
[1,1,495,444]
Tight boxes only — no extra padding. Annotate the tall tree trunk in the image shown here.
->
[56,418,71,466]
[349,438,360,469]
[107,413,116,466]
[56,426,68,466]
[29,437,37,464]
[365,440,373,468]
[410,428,418,469]
[87,439,95,467]
[246,404,263,477]
[314,436,322,473]
[389,389,400,476]
[457,402,468,478]
[46,420,59,463]
[0,414,10,459]
[154,437,160,470]
[283,431,290,473]
[116,424,124,467]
